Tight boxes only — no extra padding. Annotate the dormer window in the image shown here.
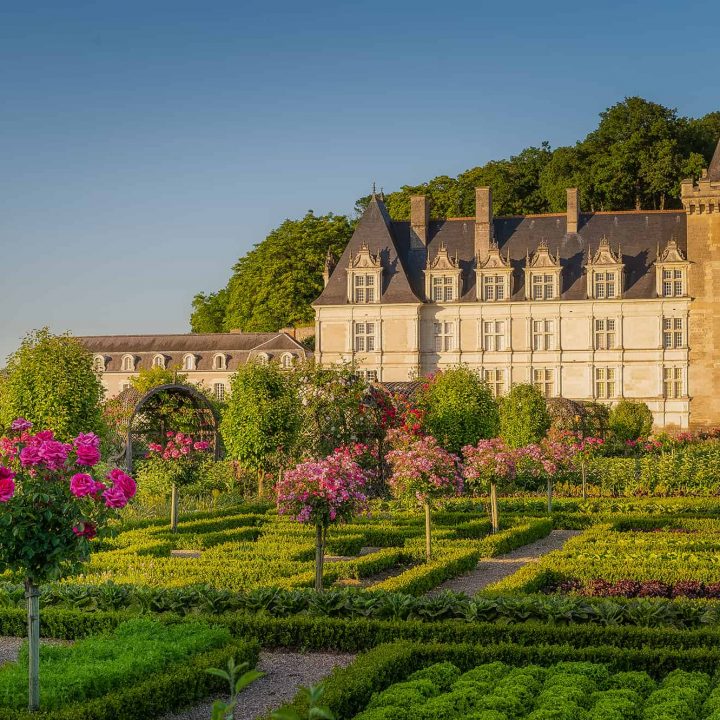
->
[93,355,106,373]
[476,243,513,302]
[281,353,295,369]
[425,243,461,303]
[655,238,689,298]
[525,241,561,301]
[256,352,269,365]
[586,237,624,300]
[121,354,136,372]
[152,354,166,369]
[213,353,227,370]
[347,242,382,304]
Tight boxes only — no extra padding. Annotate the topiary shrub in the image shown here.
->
[499,384,551,448]
[608,401,653,446]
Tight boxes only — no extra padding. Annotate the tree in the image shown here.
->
[416,367,499,454]
[608,400,654,447]
[499,384,551,448]
[0,329,105,442]
[130,367,188,395]
[276,447,368,591]
[221,362,300,496]
[386,436,462,562]
[0,420,136,711]
[191,212,353,334]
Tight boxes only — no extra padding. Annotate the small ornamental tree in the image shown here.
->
[416,367,499,454]
[386,436,463,562]
[463,438,517,533]
[573,435,605,499]
[276,447,368,591]
[608,400,654,449]
[145,432,212,531]
[519,437,577,513]
[499,383,551,448]
[0,418,136,712]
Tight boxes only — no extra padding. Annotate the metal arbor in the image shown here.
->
[124,383,221,472]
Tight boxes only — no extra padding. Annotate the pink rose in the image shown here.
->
[103,485,128,509]
[70,473,97,498]
[107,468,137,500]
[38,440,71,470]
[19,445,42,467]
[0,467,16,502]
[72,522,97,539]
[74,433,101,466]
[10,418,32,431]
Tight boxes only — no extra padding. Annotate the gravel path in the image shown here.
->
[0,636,70,666]
[159,650,355,720]
[430,529,581,596]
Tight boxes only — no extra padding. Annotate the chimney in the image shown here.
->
[475,187,492,262]
[566,188,579,234]
[410,195,429,246]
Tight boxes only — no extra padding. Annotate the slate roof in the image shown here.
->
[315,196,688,305]
[79,332,307,372]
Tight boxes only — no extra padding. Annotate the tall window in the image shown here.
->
[594,367,617,399]
[214,383,226,401]
[182,354,196,371]
[532,319,554,351]
[594,271,618,299]
[594,319,617,350]
[482,275,506,301]
[482,320,505,351]
[354,322,376,352]
[663,367,683,398]
[431,276,455,302]
[121,355,135,372]
[152,355,165,369]
[433,321,455,352]
[281,353,294,369]
[663,317,685,349]
[355,369,378,382]
[662,269,685,297]
[531,274,555,300]
[353,274,376,303]
[213,354,227,370]
[484,368,505,397]
[532,368,554,397]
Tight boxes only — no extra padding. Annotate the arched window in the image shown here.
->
[256,352,269,365]
[182,354,196,371]
[122,354,135,372]
[281,353,294,369]
[93,355,106,373]
[153,354,166,369]
[213,354,227,370]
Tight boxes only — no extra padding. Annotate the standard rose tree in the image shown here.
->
[386,436,462,562]
[463,438,517,533]
[276,447,368,591]
[0,418,136,712]
[145,432,211,532]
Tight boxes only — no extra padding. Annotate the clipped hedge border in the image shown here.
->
[3,638,259,720]
[274,639,720,720]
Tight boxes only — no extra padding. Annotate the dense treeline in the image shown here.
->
[191,97,720,334]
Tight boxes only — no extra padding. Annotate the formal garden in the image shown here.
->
[4,331,720,719]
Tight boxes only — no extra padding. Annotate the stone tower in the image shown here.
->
[682,138,720,428]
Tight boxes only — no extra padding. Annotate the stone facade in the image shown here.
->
[79,332,308,400]
[314,140,720,429]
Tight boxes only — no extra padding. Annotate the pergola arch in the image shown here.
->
[124,383,221,472]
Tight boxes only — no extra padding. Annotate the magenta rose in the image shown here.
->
[70,473,97,498]
[72,522,97,539]
[0,467,15,502]
[19,445,42,467]
[38,440,71,470]
[10,418,32,431]
[107,468,137,500]
[74,433,101,466]
[103,485,128,509]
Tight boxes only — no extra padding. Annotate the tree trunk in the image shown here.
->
[314,524,326,592]
[424,502,432,562]
[25,580,40,712]
[257,468,265,498]
[170,483,179,533]
[581,461,587,501]
[546,477,553,514]
[490,482,499,534]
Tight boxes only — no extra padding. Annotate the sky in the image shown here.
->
[0,0,717,363]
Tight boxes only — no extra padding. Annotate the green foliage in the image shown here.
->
[207,657,264,720]
[191,212,353,334]
[272,685,335,720]
[499,384,551,448]
[0,328,105,441]
[608,401,653,445]
[416,367,499,453]
[130,367,189,395]
[221,361,300,477]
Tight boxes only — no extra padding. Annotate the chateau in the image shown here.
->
[314,139,720,429]
[80,332,308,400]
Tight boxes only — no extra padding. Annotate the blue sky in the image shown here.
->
[0,0,716,363]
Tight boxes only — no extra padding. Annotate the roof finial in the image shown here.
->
[372,181,376,196]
